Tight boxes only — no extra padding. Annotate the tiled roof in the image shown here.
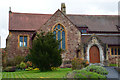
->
[9,12,52,31]
[67,15,118,32]
[9,12,119,32]
[81,35,120,45]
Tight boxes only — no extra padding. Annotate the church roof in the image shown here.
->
[81,35,120,45]
[9,12,52,31]
[68,15,118,32]
[9,11,119,32]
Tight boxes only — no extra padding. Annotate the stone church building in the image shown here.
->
[6,3,120,67]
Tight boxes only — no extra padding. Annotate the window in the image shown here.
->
[53,24,66,49]
[118,48,120,55]
[111,48,114,55]
[81,29,87,33]
[110,47,120,55]
[19,35,29,47]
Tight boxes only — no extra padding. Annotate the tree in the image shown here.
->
[28,31,62,71]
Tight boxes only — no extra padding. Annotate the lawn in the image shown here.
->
[2,68,72,78]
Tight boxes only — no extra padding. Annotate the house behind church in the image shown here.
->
[6,3,120,67]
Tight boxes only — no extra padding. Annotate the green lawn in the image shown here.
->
[2,68,72,78]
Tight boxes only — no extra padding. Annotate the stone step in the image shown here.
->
[89,63,104,66]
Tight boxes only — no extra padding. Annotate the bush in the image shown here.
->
[25,67,33,71]
[33,68,39,70]
[19,62,26,70]
[4,66,16,72]
[71,58,89,70]
[65,69,106,79]
[51,67,59,71]
[26,61,33,67]
[85,65,108,75]
[109,64,118,67]
[28,32,62,71]
[6,56,25,66]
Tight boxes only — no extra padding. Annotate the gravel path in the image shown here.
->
[104,67,120,80]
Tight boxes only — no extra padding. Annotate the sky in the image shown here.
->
[0,0,119,48]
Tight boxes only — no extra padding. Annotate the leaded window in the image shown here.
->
[53,24,66,49]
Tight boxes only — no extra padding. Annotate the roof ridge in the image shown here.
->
[67,14,118,16]
[10,12,52,15]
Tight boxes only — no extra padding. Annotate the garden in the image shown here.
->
[1,31,114,79]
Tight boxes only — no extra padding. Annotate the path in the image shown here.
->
[104,66,120,80]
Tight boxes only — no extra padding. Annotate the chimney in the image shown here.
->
[61,3,66,14]
[9,7,12,13]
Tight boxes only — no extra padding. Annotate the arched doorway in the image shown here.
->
[89,45,100,63]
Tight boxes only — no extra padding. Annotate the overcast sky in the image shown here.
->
[0,0,119,48]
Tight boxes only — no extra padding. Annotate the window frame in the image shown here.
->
[52,23,68,50]
[18,35,29,48]
[110,46,120,56]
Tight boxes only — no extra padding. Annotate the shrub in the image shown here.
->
[109,64,118,67]
[26,61,33,67]
[85,65,108,75]
[4,66,16,72]
[51,67,59,70]
[33,68,39,70]
[14,56,25,65]
[28,32,62,71]
[71,58,89,70]
[25,67,33,71]
[19,62,26,70]
[65,69,106,79]
[6,56,25,67]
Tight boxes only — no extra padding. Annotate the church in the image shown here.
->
[6,3,120,67]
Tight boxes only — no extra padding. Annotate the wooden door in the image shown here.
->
[89,45,100,63]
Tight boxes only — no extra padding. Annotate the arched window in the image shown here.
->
[53,24,66,49]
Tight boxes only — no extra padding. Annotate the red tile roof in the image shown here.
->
[9,12,119,32]
[68,15,118,32]
[9,12,52,31]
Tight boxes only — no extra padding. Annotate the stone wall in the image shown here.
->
[6,31,35,59]
[37,10,81,66]
[6,10,81,67]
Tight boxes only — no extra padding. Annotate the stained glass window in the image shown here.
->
[62,31,65,49]
[53,24,66,49]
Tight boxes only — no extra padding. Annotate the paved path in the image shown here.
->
[104,67,120,80]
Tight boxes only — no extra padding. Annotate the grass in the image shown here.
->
[109,64,118,67]
[2,68,72,78]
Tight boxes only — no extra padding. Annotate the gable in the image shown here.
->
[37,9,79,33]
[37,9,81,53]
